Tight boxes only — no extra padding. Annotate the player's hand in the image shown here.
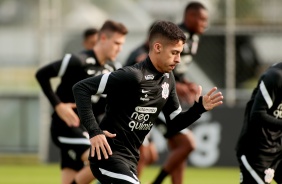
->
[176,82,200,105]
[90,131,116,160]
[176,82,189,98]
[103,130,116,138]
[195,86,223,110]
[55,103,80,127]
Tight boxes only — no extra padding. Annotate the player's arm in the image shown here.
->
[73,67,141,137]
[163,78,223,136]
[250,71,282,128]
[36,54,81,127]
[35,59,63,107]
[72,67,141,159]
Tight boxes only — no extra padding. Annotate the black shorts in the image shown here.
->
[51,115,90,171]
[90,155,140,184]
[237,153,282,184]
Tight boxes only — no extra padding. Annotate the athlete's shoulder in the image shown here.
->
[263,64,282,82]
[72,50,98,65]
[105,61,122,71]
[117,62,144,83]
[121,63,143,75]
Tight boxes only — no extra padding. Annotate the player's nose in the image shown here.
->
[175,54,181,63]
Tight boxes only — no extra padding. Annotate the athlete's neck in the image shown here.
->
[148,54,165,73]
[93,46,106,66]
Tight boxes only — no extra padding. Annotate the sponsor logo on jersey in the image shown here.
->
[145,74,154,80]
[140,94,150,101]
[191,34,199,54]
[273,103,282,118]
[86,57,96,64]
[129,121,153,131]
[163,73,169,78]
[264,168,275,183]
[142,89,150,93]
[102,69,110,74]
[91,95,100,103]
[128,106,157,131]
[104,64,114,72]
[87,69,96,75]
[183,32,190,53]
[161,82,169,99]
[135,106,157,113]
[129,111,154,131]
[68,149,76,160]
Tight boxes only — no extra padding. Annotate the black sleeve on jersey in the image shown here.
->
[250,70,282,128]
[72,67,141,138]
[35,54,81,107]
[161,76,206,136]
[165,97,206,137]
[35,60,63,107]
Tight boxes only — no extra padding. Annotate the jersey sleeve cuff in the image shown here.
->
[193,96,207,114]
[89,129,104,139]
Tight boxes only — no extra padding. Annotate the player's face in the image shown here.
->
[83,34,97,50]
[104,32,126,61]
[185,9,208,34]
[157,40,184,73]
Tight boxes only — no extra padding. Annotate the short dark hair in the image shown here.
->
[83,28,98,40]
[184,1,206,14]
[148,21,186,48]
[99,20,128,37]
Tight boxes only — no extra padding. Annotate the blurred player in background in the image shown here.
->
[152,2,208,184]
[83,28,98,50]
[236,62,282,184]
[36,20,128,184]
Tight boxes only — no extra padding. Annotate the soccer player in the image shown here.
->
[152,2,208,184]
[236,62,282,184]
[83,28,98,50]
[72,20,223,184]
[35,20,128,184]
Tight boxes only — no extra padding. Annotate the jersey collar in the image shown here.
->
[144,57,165,79]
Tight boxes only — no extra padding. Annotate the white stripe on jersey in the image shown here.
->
[240,155,264,184]
[58,136,90,145]
[260,81,273,109]
[131,171,139,181]
[158,111,166,123]
[58,54,71,77]
[97,72,111,94]
[169,105,182,120]
[99,168,140,184]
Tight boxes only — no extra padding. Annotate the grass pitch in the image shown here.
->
[0,163,240,184]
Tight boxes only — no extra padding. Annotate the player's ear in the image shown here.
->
[100,32,107,41]
[153,42,162,53]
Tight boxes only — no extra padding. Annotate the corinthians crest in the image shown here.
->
[161,82,169,99]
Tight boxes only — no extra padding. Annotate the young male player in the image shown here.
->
[72,20,223,184]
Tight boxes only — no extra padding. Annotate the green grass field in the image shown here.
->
[0,163,239,184]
